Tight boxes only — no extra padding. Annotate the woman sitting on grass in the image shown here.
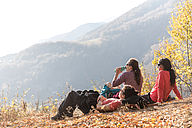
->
[112,58,143,94]
[142,58,183,104]
[101,58,143,99]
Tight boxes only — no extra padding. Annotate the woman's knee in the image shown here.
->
[68,90,77,97]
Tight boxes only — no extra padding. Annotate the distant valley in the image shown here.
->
[0,0,177,100]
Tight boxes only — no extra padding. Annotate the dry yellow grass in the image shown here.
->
[0,96,191,128]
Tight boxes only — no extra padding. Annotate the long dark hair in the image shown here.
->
[123,85,139,98]
[127,58,141,86]
[158,58,176,86]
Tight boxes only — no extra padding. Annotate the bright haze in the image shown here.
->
[0,0,146,57]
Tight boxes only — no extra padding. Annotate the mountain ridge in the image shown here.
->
[0,0,178,100]
[48,22,105,42]
[79,0,175,42]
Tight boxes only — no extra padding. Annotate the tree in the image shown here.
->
[152,0,192,95]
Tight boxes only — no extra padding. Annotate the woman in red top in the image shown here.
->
[142,58,183,104]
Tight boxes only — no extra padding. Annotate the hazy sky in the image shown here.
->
[0,0,147,57]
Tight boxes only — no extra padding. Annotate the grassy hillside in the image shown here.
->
[1,96,191,127]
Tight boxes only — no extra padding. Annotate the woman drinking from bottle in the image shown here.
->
[112,58,143,94]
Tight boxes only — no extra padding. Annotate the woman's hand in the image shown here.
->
[115,67,122,75]
[97,95,107,102]
[112,67,123,82]
[111,85,121,89]
[105,82,112,88]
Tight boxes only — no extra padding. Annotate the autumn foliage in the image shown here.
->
[0,0,192,127]
[0,96,191,127]
[142,0,192,96]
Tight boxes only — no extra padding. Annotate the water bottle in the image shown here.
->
[114,66,126,72]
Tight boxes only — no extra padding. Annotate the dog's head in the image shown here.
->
[122,85,139,99]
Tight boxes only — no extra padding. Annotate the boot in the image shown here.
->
[51,113,65,121]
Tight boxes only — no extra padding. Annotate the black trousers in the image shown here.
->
[58,90,99,117]
[141,93,155,104]
[58,91,81,117]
